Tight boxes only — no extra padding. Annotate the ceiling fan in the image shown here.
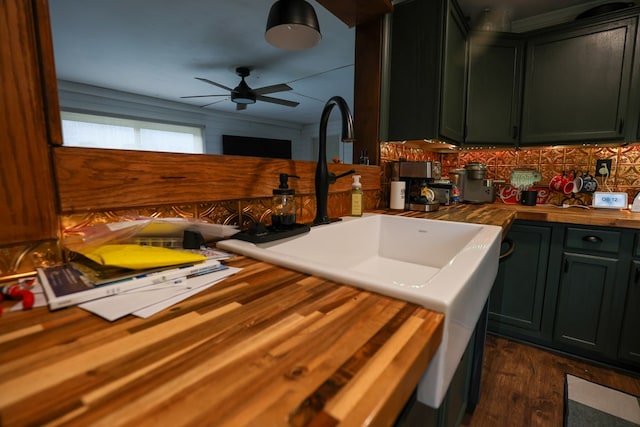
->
[181,67,299,110]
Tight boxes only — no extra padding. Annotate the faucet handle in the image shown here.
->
[330,169,356,183]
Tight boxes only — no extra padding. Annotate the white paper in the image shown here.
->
[79,267,240,321]
[133,267,240,318]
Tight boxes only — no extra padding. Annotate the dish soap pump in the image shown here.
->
[272,173,299,229]
[632,191,640,212]
[351,175,363,216]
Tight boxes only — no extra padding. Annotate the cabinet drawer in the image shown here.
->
[565,227,621,254]
[635,233,640,258]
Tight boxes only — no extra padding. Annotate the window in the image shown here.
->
[60,111,204,154]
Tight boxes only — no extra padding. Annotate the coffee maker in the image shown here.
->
[461,162,495,203]
[391,161,440,211]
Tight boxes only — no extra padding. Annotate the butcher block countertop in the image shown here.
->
[3,203,637,426]
[0,256,444,427]
[377,202,640,234]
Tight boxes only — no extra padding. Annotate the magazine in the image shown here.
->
[37,258,224,310]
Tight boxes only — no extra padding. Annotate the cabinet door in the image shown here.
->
[521,17,637,144]
[439,1,468,143]
[387,0,467,144]
[489,223,551,337]
[618,260,640,367]
[466,33,524,145]
[553,253,619,356]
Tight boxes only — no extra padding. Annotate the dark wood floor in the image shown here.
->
[462,335,640,427]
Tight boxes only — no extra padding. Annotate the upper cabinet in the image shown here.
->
[384,0,468,144]
[521,16,638,144]
[466,32,524,145]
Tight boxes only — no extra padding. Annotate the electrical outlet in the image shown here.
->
[595,159,612,177]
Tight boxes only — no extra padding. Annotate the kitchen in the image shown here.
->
[2,0,640,426]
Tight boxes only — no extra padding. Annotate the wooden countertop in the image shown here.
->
[4,202,635,426]
[0,257,443,427]
[375,202,640,235]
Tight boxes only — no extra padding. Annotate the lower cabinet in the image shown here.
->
[488,222,556,340]
[618,257,640,365]
[554,252,620,357]
[489,220,639,372]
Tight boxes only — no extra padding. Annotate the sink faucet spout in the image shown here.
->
[313,96,355,225]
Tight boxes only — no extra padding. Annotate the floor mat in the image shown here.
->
[565,374,640,427]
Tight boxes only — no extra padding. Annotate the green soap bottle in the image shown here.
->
[351,175,363,216]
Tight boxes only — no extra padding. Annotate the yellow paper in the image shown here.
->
[79,244,207,269]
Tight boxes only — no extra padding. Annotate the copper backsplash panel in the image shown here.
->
[381,142,640,206]
[1,191,381,282]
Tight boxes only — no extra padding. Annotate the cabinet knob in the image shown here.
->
[582,235,602,244]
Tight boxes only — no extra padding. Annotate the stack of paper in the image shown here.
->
[35,247,241,321]
[79,265,241,321]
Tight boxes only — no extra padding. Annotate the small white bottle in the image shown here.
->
[351,175,363,216]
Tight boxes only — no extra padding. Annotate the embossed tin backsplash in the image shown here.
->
[381,142,640,206]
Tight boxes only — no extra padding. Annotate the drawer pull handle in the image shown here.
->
[582,235,602,244]
[499,238,515,260]
[635,267,640,286]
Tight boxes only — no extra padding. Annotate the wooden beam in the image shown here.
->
[354,17,385,166]
[317,0,393,27]
[54,147,380,213]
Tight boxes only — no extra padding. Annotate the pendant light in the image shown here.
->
[265,0,322,50]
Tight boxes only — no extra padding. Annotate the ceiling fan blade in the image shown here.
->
[256,95,299,108]
[195,77,233,92]
[180,94,228,99]
[199,99,228,108]
[236,103,247,111]
[253,83,292,95]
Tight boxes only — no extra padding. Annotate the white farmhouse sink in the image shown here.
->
[217,213,502,408]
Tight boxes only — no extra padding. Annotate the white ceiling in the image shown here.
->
[49,0,619,126]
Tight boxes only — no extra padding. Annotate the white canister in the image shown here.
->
[390,181,406,210]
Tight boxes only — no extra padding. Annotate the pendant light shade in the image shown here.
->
[265,0,322,50]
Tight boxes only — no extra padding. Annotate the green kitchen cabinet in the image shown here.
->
[552,226,630,362]
[385,0,468,144]
[466,32,524,145]
[618,235,640,367]
[489,222,555,339]
[489,221,639,372]
[553,253,620,356]
[520,16,638,144]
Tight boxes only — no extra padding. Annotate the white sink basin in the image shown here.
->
[217,213,501,408]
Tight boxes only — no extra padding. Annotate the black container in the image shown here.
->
[521,190,538,206]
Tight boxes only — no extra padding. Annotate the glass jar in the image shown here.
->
[272,188,296,229]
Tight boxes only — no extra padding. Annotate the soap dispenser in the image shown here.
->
[272,173,299,229]
[351,175,363,216]
[632,191,640,212]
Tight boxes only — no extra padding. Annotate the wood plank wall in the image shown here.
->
[54,147,381,213]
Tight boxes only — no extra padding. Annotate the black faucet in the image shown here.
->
[313,96,356,225]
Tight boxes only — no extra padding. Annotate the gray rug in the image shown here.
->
[565,374,640,427]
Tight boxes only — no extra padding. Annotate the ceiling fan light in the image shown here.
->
[231,94,256,104]
[265,0,322,50]
[231,78,256,104]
